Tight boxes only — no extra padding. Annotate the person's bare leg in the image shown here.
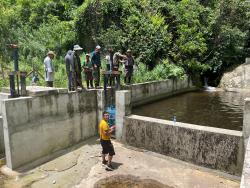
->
[108,155,113,165]
[102,154,106,162]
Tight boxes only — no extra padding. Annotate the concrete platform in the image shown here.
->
[1,86,68,97]
[0,137,240,188]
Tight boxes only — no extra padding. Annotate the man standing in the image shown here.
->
[64,50,74,91]
[44,51,55,87]
[91,45,101,88]
[82,53,94,89]
[105,48,113,71]
[105,48,114,86]
[124,49,135,84]
[73,44,84,90]
[112,50,126,71]
[99,111,116,171]
[112,51,126,87]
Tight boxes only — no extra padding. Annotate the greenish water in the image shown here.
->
[132,90,250,131]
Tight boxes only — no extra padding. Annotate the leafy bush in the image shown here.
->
[0,0,249,88]
[133,59,184,83]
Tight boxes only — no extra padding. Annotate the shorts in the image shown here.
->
[100,139,115,156]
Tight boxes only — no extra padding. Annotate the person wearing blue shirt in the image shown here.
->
[64,50,74,91]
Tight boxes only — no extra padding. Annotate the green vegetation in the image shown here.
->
[0,0,249,88]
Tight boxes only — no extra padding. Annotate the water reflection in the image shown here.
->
[132,90,250,131]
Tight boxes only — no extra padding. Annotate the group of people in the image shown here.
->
[43,46,119,171]
[43,44,135,90]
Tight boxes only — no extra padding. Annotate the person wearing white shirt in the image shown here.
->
[44,51,55,87]
[105,48,113,71]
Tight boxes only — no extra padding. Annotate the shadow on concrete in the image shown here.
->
[112,161,123,170]
[15,136,100,173]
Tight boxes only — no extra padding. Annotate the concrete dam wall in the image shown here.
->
[0,77,198,171]
[1,89,98,169]
[124,115,244,175]
[115,79,245,176]
[124,76,194,107]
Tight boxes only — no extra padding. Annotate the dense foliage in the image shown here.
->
[0,0,249,87]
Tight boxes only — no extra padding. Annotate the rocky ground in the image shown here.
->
[0,137,240,188]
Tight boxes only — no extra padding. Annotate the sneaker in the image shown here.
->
[105,164,114,171]
[102,160,108,165]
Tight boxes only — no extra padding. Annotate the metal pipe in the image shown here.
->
[9,72,16,98]
[13,48,19,71]
[20,71,27,96]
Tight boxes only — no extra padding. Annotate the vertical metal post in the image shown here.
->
[16,74,20,96]
[13,47,19,95]
[9,72,16,98]
[20,71,27,96]
[116,73,121,90]
[13,48,19,71]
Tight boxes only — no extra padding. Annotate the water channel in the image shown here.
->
[133,90,250,131]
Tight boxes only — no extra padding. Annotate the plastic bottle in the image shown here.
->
[173,116,176,125]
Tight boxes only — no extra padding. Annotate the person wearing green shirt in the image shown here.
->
[82,54,93,89]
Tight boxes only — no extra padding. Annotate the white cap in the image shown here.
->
[96,45,101,49]
[73,44,83,51]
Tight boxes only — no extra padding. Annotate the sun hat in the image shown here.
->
[47,51,55,56]
[73,44,83,51]
[96,45,101,49]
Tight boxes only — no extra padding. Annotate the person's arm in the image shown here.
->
[99,54,102,69]
[105,55,109,61]
[65,57,70,74]
[119,57,127,64]
[132,56,135,65]
[104,126,115,136]
[91,53,96,64]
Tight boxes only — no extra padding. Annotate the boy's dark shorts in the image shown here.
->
[100,139,115,156]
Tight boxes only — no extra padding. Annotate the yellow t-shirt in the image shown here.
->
[99,119,110,140]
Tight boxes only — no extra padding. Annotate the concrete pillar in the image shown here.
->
[0,93,11,116]
[240,138,250,188]
[0,116,3,155]
[115,90,131,141]
[243,98,250,148]
[246,58,250,64]
[97,90,105,133]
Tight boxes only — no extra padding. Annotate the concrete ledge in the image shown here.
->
[124,115,244,175]
[123,77,196,107]
[26,86,62,97]
[132,87,197,107]
[1,86,69,97]
[224,88,250,93]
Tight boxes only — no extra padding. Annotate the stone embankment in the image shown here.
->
[219,58,250,89]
